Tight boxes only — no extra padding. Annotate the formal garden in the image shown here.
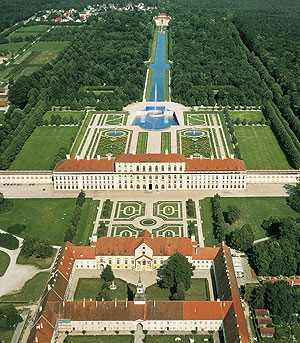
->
[184,112,207,126]
[64,336,133,343]
[111,224,143,237]
[152,224,184,237]
[153,201,183,221]
[114,201,146,221]
[95,129,131,157]
[178,129,214,158]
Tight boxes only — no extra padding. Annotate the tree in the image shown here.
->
[97,283,112,301]
[228,224,254,252]
[0,305,22,330]
[157,252,195,292]
[20,237,53,259]
[76,190,86,207]
[226,205,241,224]
[172,282,185,300]
[101,265,115,282]
[287,184,300,212]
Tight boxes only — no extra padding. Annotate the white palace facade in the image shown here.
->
[0,153,298,191]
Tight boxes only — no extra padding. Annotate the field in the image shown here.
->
[18,25,51,32]
[64,336,133,343]
[0,42,27,51]
[0,272,49,302]
[146,279,210,301]
[234,126,291,170]
[74,278,136,301]
[28,41,69,51]
[0,251,10,277]
[9,126,77,170]
[200,197,300,244]
[0,198,96,246]
[228,110,264,122]
[8,31,39,40]
[43,110,83,122]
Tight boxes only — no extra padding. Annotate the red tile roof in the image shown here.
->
[153,14,172,20]
[0,100,7,107]
[115,153,185,163]
[95,236,194,257]
[257,317,272,326]
[183,301,231,320]
[192,247,219,260]
[54,159,115,172]
[255,309,269,317]
[186,158,246,172]
[260,327,275,335]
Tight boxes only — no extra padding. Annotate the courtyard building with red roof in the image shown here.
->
[27,237,250,343]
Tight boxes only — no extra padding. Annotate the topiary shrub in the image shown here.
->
[7,224,26,235]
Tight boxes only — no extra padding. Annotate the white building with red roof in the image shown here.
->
[153,14,172,26]
[27,240,250,343]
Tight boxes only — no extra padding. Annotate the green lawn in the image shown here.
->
[161,132,171,153]
[0,272,49,302]
[65,336,133,343]
[0,328,14,343]
[234,126,291,170]
[74,278,136,301]
[146,279,209,301]
[0,42,27,51]
[228,110,264,122]
[9,31,39,40]
[9,126,77,170]
[136,132,148,154]
[43,111,83,121]
[145,336,212,343]
[200,197,300,244]
[0,251,10,277]
[71,110,90,158]
[28,41,69,51]
[0,198,97,246]
[19,25,51,32]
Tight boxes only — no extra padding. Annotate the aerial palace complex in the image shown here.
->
[0,5,299,343]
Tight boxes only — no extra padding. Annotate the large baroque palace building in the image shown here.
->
[27,234,250,343]
[0,153,298,191]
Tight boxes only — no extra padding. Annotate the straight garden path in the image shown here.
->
[212,115,226,158]
[92,201,102,237]
[195,201,204,247]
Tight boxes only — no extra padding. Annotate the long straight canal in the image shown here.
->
[149,32,169,102]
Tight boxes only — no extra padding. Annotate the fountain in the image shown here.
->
[109,280,117,290]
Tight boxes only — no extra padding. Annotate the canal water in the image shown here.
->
[149,32,169,102]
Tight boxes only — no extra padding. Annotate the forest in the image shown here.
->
[169,11,269,107]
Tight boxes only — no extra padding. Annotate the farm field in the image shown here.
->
[28,41,69,51]
[234,126,292,170]
[0,198,96,246]
[9,126,77,170]
[200,197,299,244]
[18,25,51,32]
